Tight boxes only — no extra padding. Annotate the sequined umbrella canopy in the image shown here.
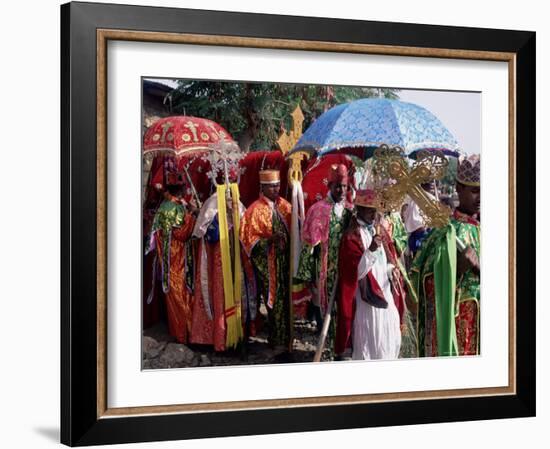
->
[289,98,461,159]
[143,115,239,157]
[143,116,242,207]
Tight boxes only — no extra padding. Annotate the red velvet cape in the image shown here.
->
[335,223,364,355]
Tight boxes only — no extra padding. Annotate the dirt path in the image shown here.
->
[142,318,334,369]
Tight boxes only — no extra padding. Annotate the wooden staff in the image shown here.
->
[313,281,339,362]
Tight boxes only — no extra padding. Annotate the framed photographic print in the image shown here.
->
[61,1,535,446]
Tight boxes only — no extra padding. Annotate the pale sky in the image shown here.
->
[146,78,481,155]
[398,89,481,155]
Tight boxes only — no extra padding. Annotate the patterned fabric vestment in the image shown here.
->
[387,212,408,256]
[295,196,353,313]
[411,209,480,356]
[147,199,196,343]
[337,219,401,360]
[240,195,292,347]
[190,192,253,351]
[294,195,352,354]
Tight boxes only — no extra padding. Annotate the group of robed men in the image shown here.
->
[146,153,480,361]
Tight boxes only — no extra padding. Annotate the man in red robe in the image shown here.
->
[336,189,402,360]
[189,169,253,352]
[146,171,197,344]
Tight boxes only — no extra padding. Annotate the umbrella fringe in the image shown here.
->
[292,140,461,157]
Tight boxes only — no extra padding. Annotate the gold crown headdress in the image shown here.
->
[259,169,280,185]
[457,154,480,186]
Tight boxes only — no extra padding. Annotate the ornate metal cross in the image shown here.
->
[372,145,452,228]
[276,105,309,183]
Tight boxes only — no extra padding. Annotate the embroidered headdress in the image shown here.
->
[354,188,380,209]
[259,169,280,185]
[328,163,349,184]
[457,154,480,187]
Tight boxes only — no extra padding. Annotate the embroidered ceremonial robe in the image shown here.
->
[411,209,480,357]
[147,199,196,344]
[240,195,292,347]
[379,214,417,358]
[190,192,254,351]
[386,212,408,256]
[337,219,401,359]
[294,195,352,350]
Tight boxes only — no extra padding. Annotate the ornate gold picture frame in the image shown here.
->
[61,2,535,446]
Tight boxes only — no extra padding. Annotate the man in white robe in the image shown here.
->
[337,189,401,360]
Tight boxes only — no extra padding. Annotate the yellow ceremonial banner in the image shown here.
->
[230,183,243,341]
[216,183,243,349]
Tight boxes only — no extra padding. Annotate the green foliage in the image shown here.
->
[170,80,399,151]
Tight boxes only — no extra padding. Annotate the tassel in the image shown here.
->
[230,183,243,344]
[217,184,243,349]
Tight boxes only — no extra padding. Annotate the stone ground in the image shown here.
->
[142,317,335,370]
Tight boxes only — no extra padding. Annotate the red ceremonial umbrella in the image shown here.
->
[143,115,239,158]
[143,116,241,206]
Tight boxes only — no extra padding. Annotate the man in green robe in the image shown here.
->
[411,154,480,357]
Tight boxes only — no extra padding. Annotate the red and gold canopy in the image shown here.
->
[143,116,239,158]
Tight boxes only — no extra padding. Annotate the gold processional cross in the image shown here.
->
[372,145,451,227]
[276,104,308,354]
[372,145,466,250]
[276,105,309,182]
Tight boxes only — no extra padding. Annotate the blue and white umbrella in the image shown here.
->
[290,98,461,159]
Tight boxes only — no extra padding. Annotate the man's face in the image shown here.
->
[421,183,434,195]
[329,181,348,202]
[357,206,377,224]
[262,183,280,202]
[456,182,480,216]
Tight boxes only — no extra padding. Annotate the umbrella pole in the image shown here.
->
[433,180,439,201]
[182,164,202,209]
[223,158,231,198]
